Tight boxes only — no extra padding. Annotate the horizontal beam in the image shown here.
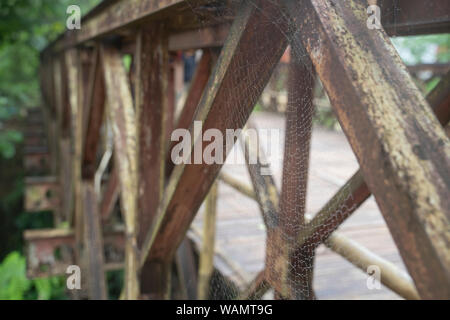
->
[43,0,209,54]
[407,63,450,76]
[379,0,450,36]
[219,172,256,199]
[168,23,230,51]
[42,0,449,56]
[325,232,420,300]
[24,227,125,278]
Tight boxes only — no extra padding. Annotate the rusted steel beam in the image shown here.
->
[66,49,84,252]
[240,124,313,299]
[219,172,255,199]
[134,24,170,299]
[240,126,278,231]
[295,70,450,254]
[428,70,450,128]
[284,0,450,299]
[58,54,71,138]
[197,182,218,300]
[408,64,450,77]
[168,24,231,51]
[379,0,450,36]
[238,270,270,300]
[277,52,316,299]
[218,175,420,299]
[281,56,314,232]
[51,58,62,178]
[42,0,449,57]
[82,47,106,179]
[140,0,288,272]
[100,165,120,222]
[39,58,55,113]
[175,239,198,300]
[167,59,176,142]
[24,227,125,279]
[326,232,420,300]
[38,58,59,176]
[82,181,108,300]
[59,138,73,222]
[58,51,76,223]
[101,44,139,300]
[52,57,63,136]
[167,50,214,175]
[44,0,211,54]
[174,50,213,133]
[296,171,370,248]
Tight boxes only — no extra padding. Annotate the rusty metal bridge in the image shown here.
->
[23,0,450,299]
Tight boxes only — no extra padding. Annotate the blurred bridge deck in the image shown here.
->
[189,111,406,300]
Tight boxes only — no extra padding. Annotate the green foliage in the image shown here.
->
[392,34,450,64]
[0,251,30,299]
[0,0,100,159]
[0,251,66,300]
[315,34,450,130]
[123,54,132,72]
[106,270,124,300]
[0,130,22,158]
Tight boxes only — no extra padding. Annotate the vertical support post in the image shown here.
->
[40,56,58,177]
[51,57,64,225]
[166,55,176,142]
[197,181,218,300]
[59,54,73,223]
[82,181,108,299]
[78,47,109,299]
[59,138,73,222]
[102,44,139,300]
[276,48,316,299]
[66,49,84,259]
[134,24,170,299]
[176,239,198,299]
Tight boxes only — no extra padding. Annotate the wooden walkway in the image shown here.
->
[190,112,406,299]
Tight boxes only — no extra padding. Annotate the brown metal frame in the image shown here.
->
[27,0,449,300]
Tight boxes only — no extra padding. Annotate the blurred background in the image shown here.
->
[0,0,448,299]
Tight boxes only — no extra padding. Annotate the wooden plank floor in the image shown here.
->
[190,111,407,300]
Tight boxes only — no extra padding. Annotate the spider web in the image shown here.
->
[173,0,422,301]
